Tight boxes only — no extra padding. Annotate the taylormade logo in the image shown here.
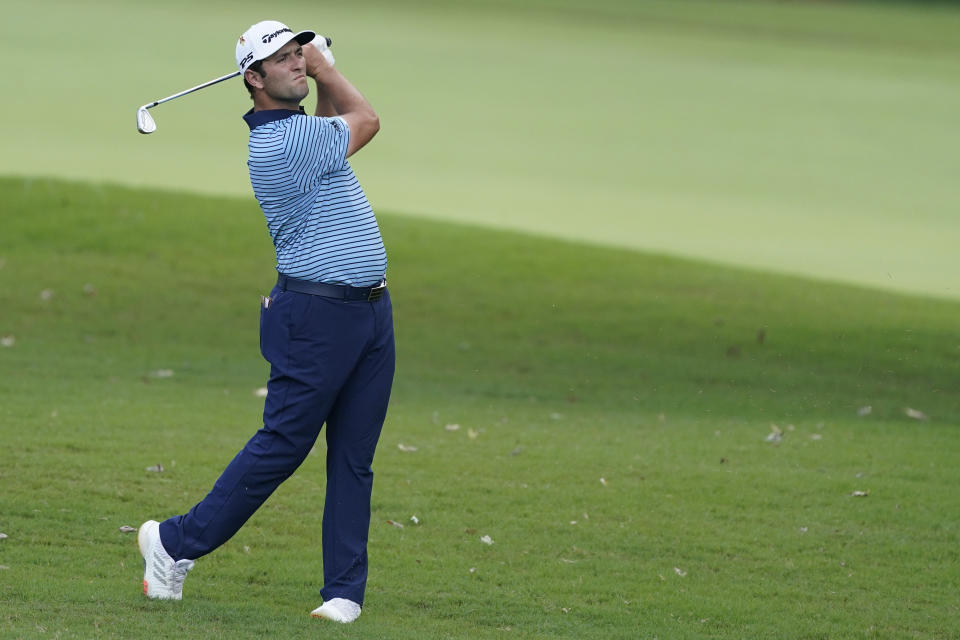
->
[261,27,292,44]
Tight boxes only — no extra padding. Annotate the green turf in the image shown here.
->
[3,0,960,298]
[1,177,958,639]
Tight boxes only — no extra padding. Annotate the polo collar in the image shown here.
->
[243,107,306,130]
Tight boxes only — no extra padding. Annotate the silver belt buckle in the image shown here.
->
[367,280,386,301]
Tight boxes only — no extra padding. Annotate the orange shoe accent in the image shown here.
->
[143,579,148,594]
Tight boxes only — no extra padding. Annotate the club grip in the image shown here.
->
[314,34,335,66]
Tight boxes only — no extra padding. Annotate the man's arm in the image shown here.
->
[304,42,379,157]
[314,85,337,118]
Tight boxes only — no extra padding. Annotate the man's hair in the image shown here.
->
[244,60,265,99]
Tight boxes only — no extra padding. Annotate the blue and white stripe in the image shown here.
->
[244,109,387,286]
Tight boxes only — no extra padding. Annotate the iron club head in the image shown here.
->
[137,106,157,134]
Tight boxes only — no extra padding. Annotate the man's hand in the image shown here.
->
[304,41,379,157]
[303,40,333,78]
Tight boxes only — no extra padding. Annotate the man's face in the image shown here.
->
[257,39,309,106]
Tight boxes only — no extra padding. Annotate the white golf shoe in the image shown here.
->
[311,597,362,623]
[138,520,194,600]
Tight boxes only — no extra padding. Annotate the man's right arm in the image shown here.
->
[304,43,379,158]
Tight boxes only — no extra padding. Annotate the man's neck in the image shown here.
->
[253,96,302,112]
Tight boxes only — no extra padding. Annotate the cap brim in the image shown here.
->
[251,30,317,68]
[294,30,315,46]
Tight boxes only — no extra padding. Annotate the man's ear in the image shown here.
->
[245,68,264,90]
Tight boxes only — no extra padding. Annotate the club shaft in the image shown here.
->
[145,71,241,109]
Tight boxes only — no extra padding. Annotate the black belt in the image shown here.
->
[277,274,387,301]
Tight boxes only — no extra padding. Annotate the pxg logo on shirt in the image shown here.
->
[262,27,293,44]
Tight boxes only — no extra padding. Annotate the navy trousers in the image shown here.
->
[158,284,394,605]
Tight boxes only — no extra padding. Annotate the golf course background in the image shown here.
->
[2,1,959,638]
[4,0,960,298]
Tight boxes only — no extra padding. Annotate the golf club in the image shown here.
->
[136,36,333,134]
[137,71,239,134]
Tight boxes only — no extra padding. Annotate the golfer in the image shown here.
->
[137,20,393,624]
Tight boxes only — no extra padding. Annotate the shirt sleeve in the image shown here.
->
[282,115,351,192]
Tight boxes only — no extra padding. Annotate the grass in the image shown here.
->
[1,176,958,639]
[3,0,960,297]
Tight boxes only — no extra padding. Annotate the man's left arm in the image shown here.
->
[303,41,379,157]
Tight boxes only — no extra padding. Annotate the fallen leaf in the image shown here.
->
[1,335,15,348]
[397,443,418,452]
[857,405,872,416]
[674,567,687,577]
[410,515,420,525]
[851,490,869,497]
[118,525,137,533]
[480,535,494,545]
[464,528,477,534]
[561,607,570,613]
[82,283,97,296]
[152,369,174,378]
[811,434,823,441]
[145,464,164,473]
[600,477,608,486]
[0,565,8,570]
[243,545,251,554]
[467,429,479,440]
[550,413,564,420]
[800,526,808,533]
[765,424,782,444]
[904,407,929,421]
[386,520,405,529]
[444,423,460,431]
[469,567,476,573]
[39,289,54,301]
[0,532,8,540]
[254,387,268,397]
[569,521,577,525]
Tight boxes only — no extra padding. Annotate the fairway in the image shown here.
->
[3,0,960,637]
[1,178,958,638]
[3,0,960,297]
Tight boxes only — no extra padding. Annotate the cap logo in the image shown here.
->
[239,35,246,45]
[261,27,292,44]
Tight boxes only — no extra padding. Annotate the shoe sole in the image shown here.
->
[310,607,357,623]
[137,520,157,596]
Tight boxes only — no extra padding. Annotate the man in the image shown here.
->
[137,20,393,624]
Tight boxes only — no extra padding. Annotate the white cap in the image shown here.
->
[235,20,315,73]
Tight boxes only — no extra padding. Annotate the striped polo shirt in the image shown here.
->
[243,108,387,286]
